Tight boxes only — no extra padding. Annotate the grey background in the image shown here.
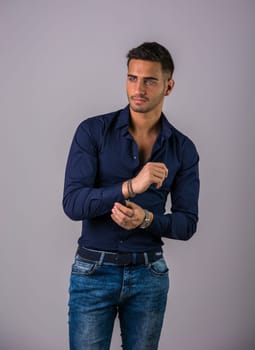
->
[1,1,254,349]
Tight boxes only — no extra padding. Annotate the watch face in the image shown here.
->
[140,209,150,229]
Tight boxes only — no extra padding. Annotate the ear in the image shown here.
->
[165,79,175,96]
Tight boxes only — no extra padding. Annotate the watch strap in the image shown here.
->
[139,209,151,229]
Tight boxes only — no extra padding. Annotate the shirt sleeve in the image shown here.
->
[149,138,200,240]
[62,121,125,221]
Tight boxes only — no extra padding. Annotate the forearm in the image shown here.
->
[149,211,198,241]
[63,182,125,220]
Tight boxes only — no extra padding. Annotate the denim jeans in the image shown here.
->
[68,254,169,350]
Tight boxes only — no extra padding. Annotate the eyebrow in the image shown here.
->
[127,74,159,81]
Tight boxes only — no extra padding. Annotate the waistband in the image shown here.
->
[77,246,163,266]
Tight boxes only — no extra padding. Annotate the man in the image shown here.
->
[63,42,199,350]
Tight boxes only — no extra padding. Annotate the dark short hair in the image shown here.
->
[127,42,174,77]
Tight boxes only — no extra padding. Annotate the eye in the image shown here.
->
[144,79,157,86]
[128,76,137,82]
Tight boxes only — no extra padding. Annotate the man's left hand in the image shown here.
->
[111,201,145,230]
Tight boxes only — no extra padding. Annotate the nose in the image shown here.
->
[135,79,146,94]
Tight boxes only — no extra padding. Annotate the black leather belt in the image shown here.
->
[77,246,163,266]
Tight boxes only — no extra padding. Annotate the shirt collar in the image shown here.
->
[116,104,173,140]
[115,105,130,130]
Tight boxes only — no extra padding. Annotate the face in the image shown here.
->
[126,59,174,115]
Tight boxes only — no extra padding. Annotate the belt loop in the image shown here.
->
[132,253,137,265]
[98,252,105,266]
[144,252,149,265]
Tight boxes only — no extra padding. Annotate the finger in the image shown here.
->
[125,201,139,209]
[112,206,132,224]
[149,173,166,187]
[113,203,141,224]
[125,201,145,223]
[155,165,168,178]
[155,181,163,189]
[111,214,133,230]
[111,210,134,229]
[152,170,168,183]
[148,165,167,178]
[111,213,118,224]
[147,162,168,172]
[114,202,134,217]
[111,214,127,228]
[111,212,127,227]
[112,206,125,220]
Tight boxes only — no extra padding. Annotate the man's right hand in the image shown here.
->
[132,162,168,194]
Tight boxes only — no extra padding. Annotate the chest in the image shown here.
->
[97,130,181,187]
[130,133,158,165]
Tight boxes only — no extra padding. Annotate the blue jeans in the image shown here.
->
[68,254,169,350]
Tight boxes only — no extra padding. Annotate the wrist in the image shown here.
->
[122,179,136,199]
[122,181,129,199]
[139,209,153,229]
[127,179,136,198]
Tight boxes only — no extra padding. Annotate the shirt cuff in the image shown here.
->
[102,182,126,207]
[148,213,172,237]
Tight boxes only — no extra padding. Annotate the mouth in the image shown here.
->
[131,96,148,103]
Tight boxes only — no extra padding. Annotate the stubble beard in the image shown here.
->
[128,90,165,114]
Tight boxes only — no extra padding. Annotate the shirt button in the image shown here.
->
[120,240,123,244]
[133,156,137,160]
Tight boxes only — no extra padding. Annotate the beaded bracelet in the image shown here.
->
[127,179,136,198]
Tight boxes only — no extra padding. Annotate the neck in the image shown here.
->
[129,109,162,135]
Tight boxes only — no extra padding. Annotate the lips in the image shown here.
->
[131,96,148,103]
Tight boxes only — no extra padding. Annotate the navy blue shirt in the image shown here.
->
[63,105,199,252]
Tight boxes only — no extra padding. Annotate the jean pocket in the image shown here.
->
[149,257,169,276]
[71,255,97,276]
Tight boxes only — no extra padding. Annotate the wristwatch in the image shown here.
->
[139,209,151,229]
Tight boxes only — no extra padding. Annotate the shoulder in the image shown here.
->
[162,113,195,146]
[74,108,124,140]
[164,117,199,167]
[78,110,120,133]
[72,107,127,151]
[171,124,197,150]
